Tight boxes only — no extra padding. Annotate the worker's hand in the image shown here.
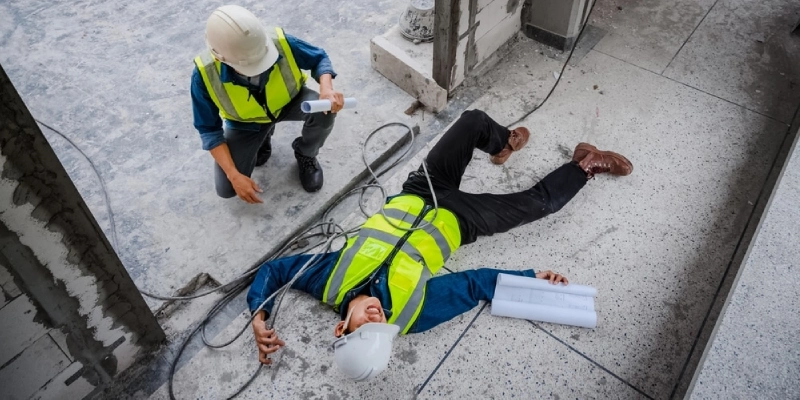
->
[535,270,569,285]
[230,173,263,204]
[252,317,285,365]
[319,88,344,114]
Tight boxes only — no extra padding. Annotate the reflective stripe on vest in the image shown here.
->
[193,27,306,123]
[322,195,462,334]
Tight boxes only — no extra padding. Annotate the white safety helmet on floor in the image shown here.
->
[205,5,279,77]
[332,322,400,381]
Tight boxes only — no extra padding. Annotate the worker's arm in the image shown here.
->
[191,67,264,203]
[191,67,225,150]
[247,250,342,364]
[284,33,344,113]
[209,144,263,203]
[410,268,567,333]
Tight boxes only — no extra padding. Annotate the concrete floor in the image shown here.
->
[3,0,800,399]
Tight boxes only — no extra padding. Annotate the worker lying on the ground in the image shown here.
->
[247,109,633,379]
[191,5,344,201]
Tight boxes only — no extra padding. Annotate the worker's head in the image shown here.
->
[205,5,278,77]
[333,295,388,337]
[330,295,398,381]
[331,316,399,381]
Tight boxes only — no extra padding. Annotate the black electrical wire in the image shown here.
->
[42,2,598,394]
[504,0,598,129]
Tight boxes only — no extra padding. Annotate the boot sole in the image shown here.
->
[575,143,634,175]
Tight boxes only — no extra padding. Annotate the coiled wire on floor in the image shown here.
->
[166,121,443,400]
[40,1,597,394]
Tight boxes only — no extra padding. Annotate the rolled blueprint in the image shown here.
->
[495,285,596,311]
[301,98,358,113]
[492,273,599,328]
[497,273,597,297]
[491,299,598,328]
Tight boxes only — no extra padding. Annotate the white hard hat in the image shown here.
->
[205,5,279,77]
[332,323,400,381]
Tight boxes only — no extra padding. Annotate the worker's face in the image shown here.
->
[333,295,387,337]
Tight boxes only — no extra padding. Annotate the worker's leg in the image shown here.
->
[420,109,509,189]
[439,162,588,244]
[271,86,334,192]
[214,123,275,198]
[274,86,336,157]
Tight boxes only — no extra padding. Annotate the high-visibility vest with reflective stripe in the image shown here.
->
[194,27,307,123]
[323,195,462,334]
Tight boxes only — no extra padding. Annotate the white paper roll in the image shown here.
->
[491,299,598,328]
[497,273,597,297]
[301,98,358,113]
[494,285,595,311]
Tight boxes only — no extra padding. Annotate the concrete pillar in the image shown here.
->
[522,0,594,50]
[0,64,164,398]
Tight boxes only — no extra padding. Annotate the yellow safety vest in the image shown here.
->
[323,195,462,334]
[194,27,307,123]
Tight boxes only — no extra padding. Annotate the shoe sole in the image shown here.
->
[575,142,634,175]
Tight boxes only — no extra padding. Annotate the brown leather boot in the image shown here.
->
[490,127,530,165]
[573,143,633,178]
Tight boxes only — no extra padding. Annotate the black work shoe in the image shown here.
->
[255,136,272,167]
[294,151,323,192]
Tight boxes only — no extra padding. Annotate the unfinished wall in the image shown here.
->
[451,0,524,90]
[0,65,164,399]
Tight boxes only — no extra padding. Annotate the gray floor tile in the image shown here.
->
[382,48,786,398]
[418,312,648,399]
[154,290,483,400]
[591,0,717,73]
[663,0,800,123]
[689,133,800,399]
[490,49,785,398]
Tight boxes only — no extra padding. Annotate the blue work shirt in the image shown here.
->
[190,33,337,151]
[246,249,537,333]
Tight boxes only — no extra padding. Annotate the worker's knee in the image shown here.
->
[461,109,489,123]
[308,109,336,128]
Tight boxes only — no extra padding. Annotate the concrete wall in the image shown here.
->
[450,0,524,90]
[0,66,164,399]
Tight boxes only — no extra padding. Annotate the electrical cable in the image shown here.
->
[504,0,597,129]
[165,122,429,399]
[35,119,120,250]
[43,2,597,395]
[360,122,439,231]
[168,5,600,391]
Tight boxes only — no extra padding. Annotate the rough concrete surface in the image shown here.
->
[370,29,447,111]
[0,0,427,313]
[2,0,800,398]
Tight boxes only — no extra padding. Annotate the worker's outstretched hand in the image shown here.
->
[230,173,263,204]
[535,270,569,285]
[252,312,285,365]
[319,88,344,114]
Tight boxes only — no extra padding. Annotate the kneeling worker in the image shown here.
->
[191,5,344,202]
[247,110,633,379]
